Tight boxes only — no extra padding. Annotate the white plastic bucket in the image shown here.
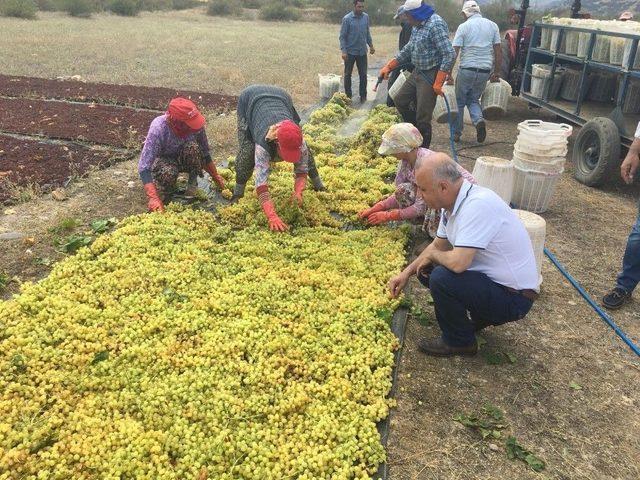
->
[577,32,591,58]
[623,80,640,114]
[550,29,565,53]
[471,156,514,204]
[610,37,626,65]
[540,27,552,50]
[529,64,550,98]
[560,68,591,102]
[434,84,458,124]
[481,79,511,120]
[388,70,409,101]
[564,30,579,55]
[318,74,341,99]
[517,120,573,143]
[511,165,563,213]
[514,139,568,157]
[592,35,611,63]
[529,65,563,99]
[531,64,550,77]
[514,209,546,287]
[512,150,566,174]
[623,39,640,69]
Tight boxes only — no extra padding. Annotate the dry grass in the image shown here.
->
[0,9,400,106]
[0,179,42,204]
[204,109,237,160]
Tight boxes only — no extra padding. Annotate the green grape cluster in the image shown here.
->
[0,95,408,480]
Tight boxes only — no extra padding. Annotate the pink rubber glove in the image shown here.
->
[143,183,164,212]
[262,200,288,232]
[358,201,386,219]
[367,209,401,225]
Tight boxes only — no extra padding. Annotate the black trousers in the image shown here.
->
[343,54,367,100]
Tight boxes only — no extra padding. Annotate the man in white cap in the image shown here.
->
[451,0,501,143]
[379,0,455,148]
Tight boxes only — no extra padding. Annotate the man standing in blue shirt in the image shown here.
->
[451,1,502,143]
[340,0,375,103]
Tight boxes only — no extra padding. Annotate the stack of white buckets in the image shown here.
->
[511,120,572,213]
[471,119,572,286]
[472,157,547,286]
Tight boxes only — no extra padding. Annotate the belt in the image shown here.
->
[505,286,539,302]
[461,67,491,74]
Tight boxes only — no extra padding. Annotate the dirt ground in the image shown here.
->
[0,134,126,202]
[0,97,158,147]
[386,99,640,480]
[0,74,237,111]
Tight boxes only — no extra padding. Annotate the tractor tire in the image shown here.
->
[572,117,621,187]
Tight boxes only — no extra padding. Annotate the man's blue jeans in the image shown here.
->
[418,266,534,347]
[454,68,491,135]
[616,204,640,293]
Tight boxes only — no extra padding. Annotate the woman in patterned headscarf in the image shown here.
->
[358,122,475,236]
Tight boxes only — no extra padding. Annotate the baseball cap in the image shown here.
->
[462,0,481,15]
[394,0,422,18]
[276,120,303,163]
[167,97,205,131]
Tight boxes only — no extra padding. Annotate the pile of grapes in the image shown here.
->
[0,95,407,479]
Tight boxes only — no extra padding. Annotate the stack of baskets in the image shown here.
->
[511,120,573,213]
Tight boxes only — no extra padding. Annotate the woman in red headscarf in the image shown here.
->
[138,97,226,212]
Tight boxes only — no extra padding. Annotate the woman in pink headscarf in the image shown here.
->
[358,122,475,236]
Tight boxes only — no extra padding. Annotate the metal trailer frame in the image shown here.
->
[519,22,640,185]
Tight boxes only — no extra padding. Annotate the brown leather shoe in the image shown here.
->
[417,337,478,357]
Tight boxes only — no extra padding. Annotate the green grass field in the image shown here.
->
[0,9,400,105]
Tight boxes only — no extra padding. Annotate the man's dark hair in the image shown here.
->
[354,0,364,5]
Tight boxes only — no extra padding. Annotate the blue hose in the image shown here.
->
[544,248,640,357]
[442,95,458,163]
